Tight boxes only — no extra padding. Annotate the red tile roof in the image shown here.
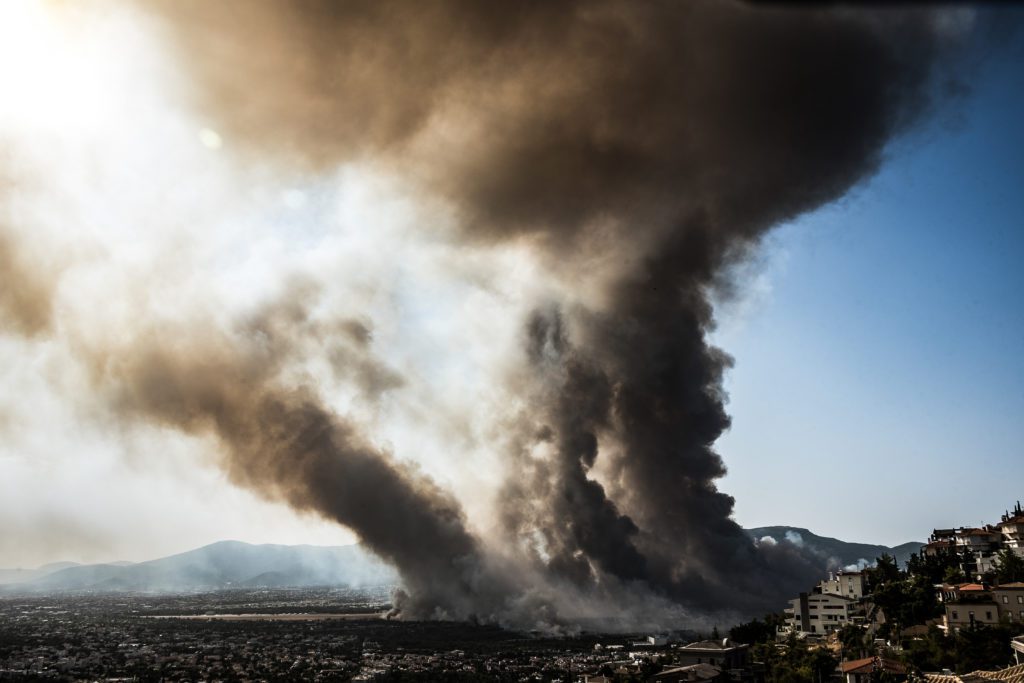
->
[958,583,988,592]
[841,657,906,675]
[841,657,876,674]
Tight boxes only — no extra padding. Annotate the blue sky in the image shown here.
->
[718,22,1024,546]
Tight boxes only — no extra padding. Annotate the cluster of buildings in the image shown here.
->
[782,501,1024,639]
[923,502,1024,578]
[936,582,1024,632]
[582,638,759,683]
[648,639,755,682]
[926,502,1024,634]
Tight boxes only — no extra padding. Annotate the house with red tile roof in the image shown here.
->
[840,656,907,683]
[942,583,1001,632]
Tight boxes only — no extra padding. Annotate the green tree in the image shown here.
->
[960,548,978,581]
[837,624,867,660]
[866,552,946,639]
[902,624,954,673]
[993,549,1024,584]
[907,547,964,585]
[943,564,966,584]
[868,554,901,591]
[730,615,780,645]
[954,624,1014,673]
[900,623,1015,675]
[752,634,838,683]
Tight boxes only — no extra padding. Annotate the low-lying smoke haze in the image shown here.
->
[0,0,979,629]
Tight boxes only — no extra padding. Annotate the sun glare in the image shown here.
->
[0,1,131,135]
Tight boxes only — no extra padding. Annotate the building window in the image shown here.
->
[1004,596,1010,604]
[952,611,959,620]
[986,611,992,620]
[1018,596,1023,605]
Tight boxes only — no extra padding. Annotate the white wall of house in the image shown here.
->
[944,601,1001,631]
[785,592,854,635]
[820,572,867,600]
[994,586,1024,624]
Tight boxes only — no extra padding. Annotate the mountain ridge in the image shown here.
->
[746,525,924,570]
[1,540,398,593]
[1,528,925,593]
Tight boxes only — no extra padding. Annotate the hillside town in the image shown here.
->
[761,501,1024,682]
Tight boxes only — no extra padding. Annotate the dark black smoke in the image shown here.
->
[502,307,648,588]
[139,0,965,621]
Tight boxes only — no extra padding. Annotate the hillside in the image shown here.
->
[1,528,924,594]
[747,526,924,570]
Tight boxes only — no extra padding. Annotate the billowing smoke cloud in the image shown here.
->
[0,0,972,627]
[0,186,55,336]
[77,287,514,621]
[0,232,51,335]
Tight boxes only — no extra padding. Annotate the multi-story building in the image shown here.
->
[955,527,1003,553]
[819,569,868,602]
[942,583,1000,631]
[784,592,856,635]
[673,639,749,670]
[993,582,1024,624]
[926,525,1004,578]
[819,571,867,600]
[998,503,1024,554]
[944,600,1001,630]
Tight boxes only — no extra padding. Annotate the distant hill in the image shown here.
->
[0,561,81,585]
[1,541,397,593]
[746,526,924,570]
[1,528,924,594]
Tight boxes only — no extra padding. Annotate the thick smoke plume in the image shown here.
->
[0,0,969,627]
[79,291,515,621]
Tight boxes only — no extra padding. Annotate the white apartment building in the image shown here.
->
[785,592,856,635]
[999,503,1024,553]
[819,571,867,600]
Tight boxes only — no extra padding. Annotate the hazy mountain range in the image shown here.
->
[0,541,397,593]
[0,527,922,593]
